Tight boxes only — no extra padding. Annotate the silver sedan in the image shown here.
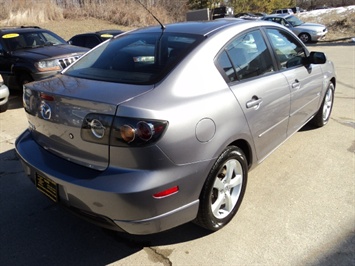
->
[263,14,328,43]
[16,19,335,235]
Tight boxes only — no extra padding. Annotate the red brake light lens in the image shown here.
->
[137,121,154,141]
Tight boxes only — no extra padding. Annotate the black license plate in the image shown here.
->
[35,173,58,202]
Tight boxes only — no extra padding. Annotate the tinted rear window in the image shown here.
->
[64,32,204,85]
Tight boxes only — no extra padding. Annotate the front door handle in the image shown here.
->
[292,79,300,90]
[246,96,262,109]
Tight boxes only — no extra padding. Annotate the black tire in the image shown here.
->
[311,82,335,127]
[194,146,248,231]
[0,102,8,113]
[298,33,311,43]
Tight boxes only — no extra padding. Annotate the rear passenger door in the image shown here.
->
[265,28,324,135]
[216,29,291,162]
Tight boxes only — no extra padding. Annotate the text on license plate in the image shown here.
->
[35,173,58,202]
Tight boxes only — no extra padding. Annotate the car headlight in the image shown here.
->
[311,30,323,35]
[35,60,61,72]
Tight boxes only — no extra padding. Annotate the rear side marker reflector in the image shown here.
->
[40,93,54,101]
[153,186,179,199]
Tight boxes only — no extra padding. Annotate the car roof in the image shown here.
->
[96,30,124,35]
[69,30,124,38]
[0,26,45,34]
[130,19,263,36]
[264,14,291,19]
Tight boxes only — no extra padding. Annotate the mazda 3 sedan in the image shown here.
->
[16,19,335,235]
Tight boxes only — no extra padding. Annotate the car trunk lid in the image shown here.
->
[23,74,153,170]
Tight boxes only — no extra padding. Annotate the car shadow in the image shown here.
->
[299,123,317,132]
[0,148,211,266]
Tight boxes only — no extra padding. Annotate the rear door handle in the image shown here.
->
[246,96,262,109]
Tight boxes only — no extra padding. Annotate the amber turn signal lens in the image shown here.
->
[120,125,135,143]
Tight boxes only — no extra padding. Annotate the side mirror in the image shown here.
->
[308,51,326,64]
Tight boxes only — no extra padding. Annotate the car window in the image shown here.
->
[1,31,65,51]
[84,36,101,48]
[266,28,306,69]
[64,32,204,85]
[265,17,287,26]
[70,36,86,47]
[285,16,303,27]
[217,30,275,82]
[216,50,237,82]
[71,35,101,49]
[41,32,65,45]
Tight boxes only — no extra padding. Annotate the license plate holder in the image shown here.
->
[35,173,58,202]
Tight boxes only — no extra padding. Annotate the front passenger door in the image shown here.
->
[265,28,324,135]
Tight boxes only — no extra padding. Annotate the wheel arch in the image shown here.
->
[330,77,336,89]
[14,69,34,89]
[228,139,253,169]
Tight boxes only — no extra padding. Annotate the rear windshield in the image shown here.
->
[64,32,204,85]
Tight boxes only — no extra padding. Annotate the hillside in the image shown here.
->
[298,5,355,42]
[1,6,355,42]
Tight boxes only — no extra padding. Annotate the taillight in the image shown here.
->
[81,114,168,147]
[111,117,168,147]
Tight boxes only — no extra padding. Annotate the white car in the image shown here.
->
[0,82,9,112]
[273,8,294,15]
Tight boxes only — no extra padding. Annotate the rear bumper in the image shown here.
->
[15,129,207,235]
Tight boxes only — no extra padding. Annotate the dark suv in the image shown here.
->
[68,30,124,49]
[0,26,89,90]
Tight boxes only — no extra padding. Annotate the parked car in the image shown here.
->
[211,6,234,19]
[234,12,266,20]
[272,8,294,14]
[290,6,306,13]
[263,14,328,43]
[0,26,89,90]
[0,81,9,112]
[68,30,124,49]
[16,19,335,235]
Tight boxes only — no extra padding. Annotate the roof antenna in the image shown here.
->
[135,0,165,30]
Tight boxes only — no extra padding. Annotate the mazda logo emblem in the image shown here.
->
[40,102,52,120]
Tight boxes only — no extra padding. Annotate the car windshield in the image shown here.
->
[64,32,204,85]
[285,16,304,27]
[2,30,66,51]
